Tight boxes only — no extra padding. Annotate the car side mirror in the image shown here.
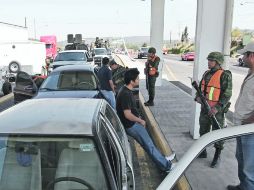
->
[87,57,93,62]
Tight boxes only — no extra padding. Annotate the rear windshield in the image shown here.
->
[54,52,87,62]
[0,136,109,190]
[94,49,107,55]
[140,47,148,52]
[40,71,98,91]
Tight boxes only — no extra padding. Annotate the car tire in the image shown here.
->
[2,81,12,95]
[238,58,244,66]
[8,62,20,73]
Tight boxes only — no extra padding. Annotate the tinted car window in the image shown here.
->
[40,71,97,90]
[54,52,87,61]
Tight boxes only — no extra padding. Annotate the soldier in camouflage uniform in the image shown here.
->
[109,59,127,96]
[144,47,160,106]
[195,52,232,168]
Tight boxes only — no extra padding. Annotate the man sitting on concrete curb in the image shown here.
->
[116,68,176,173]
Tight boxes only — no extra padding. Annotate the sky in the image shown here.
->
[0,0,253,41]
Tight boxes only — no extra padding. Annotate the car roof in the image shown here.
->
[52,64,95,72]
[59,50,88,53]
[94,48,107,50]
[0,98,103,135]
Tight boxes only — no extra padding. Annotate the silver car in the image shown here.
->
[0,98,135,190]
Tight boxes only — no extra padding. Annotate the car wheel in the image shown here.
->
[238,58,244,66]
[2,81,12,95]
[9,62,20,73]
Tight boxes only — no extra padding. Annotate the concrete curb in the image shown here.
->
[0,93,14,104]
[139,92,191,190]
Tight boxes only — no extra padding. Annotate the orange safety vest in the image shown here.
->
[201,69,224,107]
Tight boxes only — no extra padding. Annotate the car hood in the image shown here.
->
[94,55,108,58]
[52,61,88,66]
[35,90,100,99]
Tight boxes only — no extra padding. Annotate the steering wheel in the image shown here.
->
[76,81,94,89]
[46,177,95,190]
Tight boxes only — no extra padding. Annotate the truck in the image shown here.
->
[40,35,57,61]
[0,41,46,95]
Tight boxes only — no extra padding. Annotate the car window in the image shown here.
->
[45,44,52,49]
[16,72,33,86]
[0,136,108,190]
[40,71,97,91]
[94,49,107,55]
[98,120,121,189]
[105,105,127,150]
[54,52,87,61]
[141,47,148,52]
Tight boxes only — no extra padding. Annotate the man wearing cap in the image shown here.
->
[227,41,254,190]
[144,47,160,106]
[109,59,127,96]
[195,52,232,168]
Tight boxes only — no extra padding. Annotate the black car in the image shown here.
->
[13,64,103,103]
[137,47,149,59]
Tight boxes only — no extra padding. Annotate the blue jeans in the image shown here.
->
[126,123,171,171]
[101,90,116,109]
[236,134,254,190]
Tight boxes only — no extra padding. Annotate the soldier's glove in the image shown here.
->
[208,107,218,117]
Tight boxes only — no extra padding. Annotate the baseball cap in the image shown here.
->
[238,41,254,54]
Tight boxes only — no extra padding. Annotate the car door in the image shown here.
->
[97,117,135,190]
[13,71,37,103]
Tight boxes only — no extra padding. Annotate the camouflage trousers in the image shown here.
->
[147,76,156,101]
[199,111,225,150]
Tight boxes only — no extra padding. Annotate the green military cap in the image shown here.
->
[148,47,156,54]
[207,52,224,64]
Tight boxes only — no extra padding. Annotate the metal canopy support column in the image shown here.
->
[150,0,165,86]
[190,0,234,139]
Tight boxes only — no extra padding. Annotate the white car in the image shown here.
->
[157,124,254,189]
[92,48,113,66]
[51,50,93,70]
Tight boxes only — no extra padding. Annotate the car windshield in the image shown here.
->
[0,136,109,190]
[40,71,98,91]
[54,52,87,62]
[94,49,107,55]
[140,47,148,52]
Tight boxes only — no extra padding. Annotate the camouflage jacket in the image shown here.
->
[146,56,160,77]
[198,66,232,112]
[112,65,127,91]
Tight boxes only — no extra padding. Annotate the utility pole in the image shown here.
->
[24,17,27,27]
[34,18,36,39]
[170,31,172,46]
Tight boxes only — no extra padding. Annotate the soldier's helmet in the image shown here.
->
[207,52,224,64]
[148,47,156,54]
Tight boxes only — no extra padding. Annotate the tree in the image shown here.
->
[182,26,189,43]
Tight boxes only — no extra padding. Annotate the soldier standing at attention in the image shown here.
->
[144,47,160,106]
[195,52,232,168]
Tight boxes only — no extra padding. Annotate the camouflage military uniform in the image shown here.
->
[146,56,160,102]
[199,67,232,149]
[197,51,232,168]
[112,65,127,94]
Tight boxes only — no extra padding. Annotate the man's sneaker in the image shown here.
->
[165,152,176,161]
[165,163,177,173]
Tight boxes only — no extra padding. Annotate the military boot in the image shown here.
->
[198,149,207,158]
[210,148,221,168]
[144,101,154,106]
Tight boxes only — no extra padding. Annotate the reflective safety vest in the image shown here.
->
[201,69,224,107]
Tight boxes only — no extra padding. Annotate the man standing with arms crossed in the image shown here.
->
[144,47,160,106]
[228,41,254,190]
[195,52,232,168]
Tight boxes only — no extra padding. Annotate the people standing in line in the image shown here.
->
[227,41,254,190]
[116,68,176,173]
[97,57,116,109]
[109,59,127,96]
[195,52,232,168]
[144,47,160,106]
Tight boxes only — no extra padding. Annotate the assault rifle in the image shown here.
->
[192,81,221,129]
